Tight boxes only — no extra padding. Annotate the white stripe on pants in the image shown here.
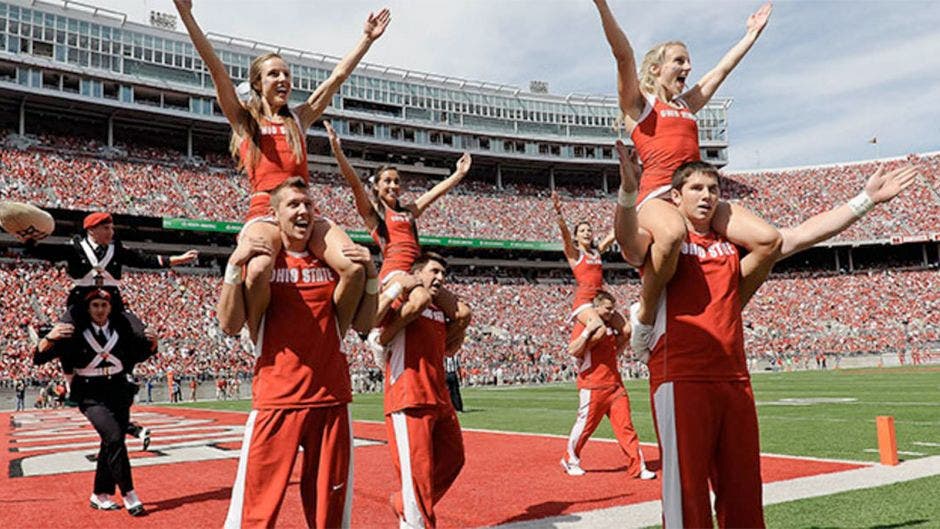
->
[341,407,354,529]
[565,388,592,464]
[224,409,258,529]
[391,412,425,529]
[654,383,683,529]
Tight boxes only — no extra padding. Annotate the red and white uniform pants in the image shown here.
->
[651,381,763,529]
[565,385,644,476]
[225,405,353,529]
[386,405,465,529]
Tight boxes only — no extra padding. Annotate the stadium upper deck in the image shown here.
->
[0,0,730,167]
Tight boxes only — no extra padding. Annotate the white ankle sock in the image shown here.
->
[123,490,141,508]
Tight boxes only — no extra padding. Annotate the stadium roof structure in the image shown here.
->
[0,0,733,170]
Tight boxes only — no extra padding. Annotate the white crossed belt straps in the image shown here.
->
[74,329,124,377]
[74,239,119,288]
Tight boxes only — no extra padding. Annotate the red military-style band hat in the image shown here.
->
[84,289,112,302]
[83,212,113,230]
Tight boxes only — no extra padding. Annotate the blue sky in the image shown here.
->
[97,1,940,171]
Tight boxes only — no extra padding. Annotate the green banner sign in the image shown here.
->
[162,217,562,251]
[162,218,243,234]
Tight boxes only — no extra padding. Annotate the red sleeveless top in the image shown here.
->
[571,249,604,308]
[383,302,451,414]
[239,116,310,220]
[647,230,746,390]
[372,204,421,280]
[631,96,700,204]
[252,250,350,408]
[573,321,623,390]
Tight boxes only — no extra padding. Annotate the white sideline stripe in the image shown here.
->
[36,410,872,468]
[913,441,940,447]
[493,455,940,529]
[357,419,876,465]
[757,451,873,466]
[41,409,878,464]
[863,449,926,456]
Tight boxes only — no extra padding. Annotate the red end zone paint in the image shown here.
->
[1,407,866,528]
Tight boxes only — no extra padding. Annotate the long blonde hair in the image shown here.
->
[229,52,305,172]
[639,41,687,98]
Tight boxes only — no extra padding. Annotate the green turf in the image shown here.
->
[178,366,940,527]
[179,367,940,463]
[764,474,940,529]
[642,475,940,529]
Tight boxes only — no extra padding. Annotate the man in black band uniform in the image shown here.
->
[25,211,193,448]
[34,289,158,516]
[24,211,198,332]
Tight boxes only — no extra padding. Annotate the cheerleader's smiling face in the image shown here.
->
[249,54,292,113]
[376,169,402,207]
[652,44,692,100]
[575,222,594,248]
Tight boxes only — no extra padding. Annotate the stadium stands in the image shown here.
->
[2,131,938,391]
[3,133,938,243]
[724,154,940,242]
[2,261,937,388]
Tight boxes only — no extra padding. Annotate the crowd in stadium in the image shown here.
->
[2,260,937,392]
[2,130,938,395]
[3,132,939,244]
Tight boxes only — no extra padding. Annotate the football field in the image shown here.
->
[3,366,938,528]
[180,366,940,528]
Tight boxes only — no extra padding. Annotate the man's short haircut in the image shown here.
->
[269,176,309,208]
[411,251,447,273]
[671,161,721,190]
[593,290,616,306]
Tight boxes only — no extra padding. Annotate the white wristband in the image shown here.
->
[617,188,638,209]
[579,327,593,341]
[224,263,243,285]
[384,282,403,300]
[365,278,379,295]
[847,191,875,218]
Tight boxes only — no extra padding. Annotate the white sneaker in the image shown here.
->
[366,328,387,370]
[629,302,652,364]
[560,458,586,476]
[139,427,151,451]
[123,490,145,516]
[89,493,120,511]
[638,468,657,480]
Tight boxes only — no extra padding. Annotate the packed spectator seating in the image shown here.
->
[2,260,937,390]
[2,131,939,393]
[2,132,938,244]
[724,153,940,242]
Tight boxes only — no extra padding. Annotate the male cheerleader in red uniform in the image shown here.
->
[378,252,464,529]
[613,155,917,528]
[561,290,655,480]
[217,177,379,529]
